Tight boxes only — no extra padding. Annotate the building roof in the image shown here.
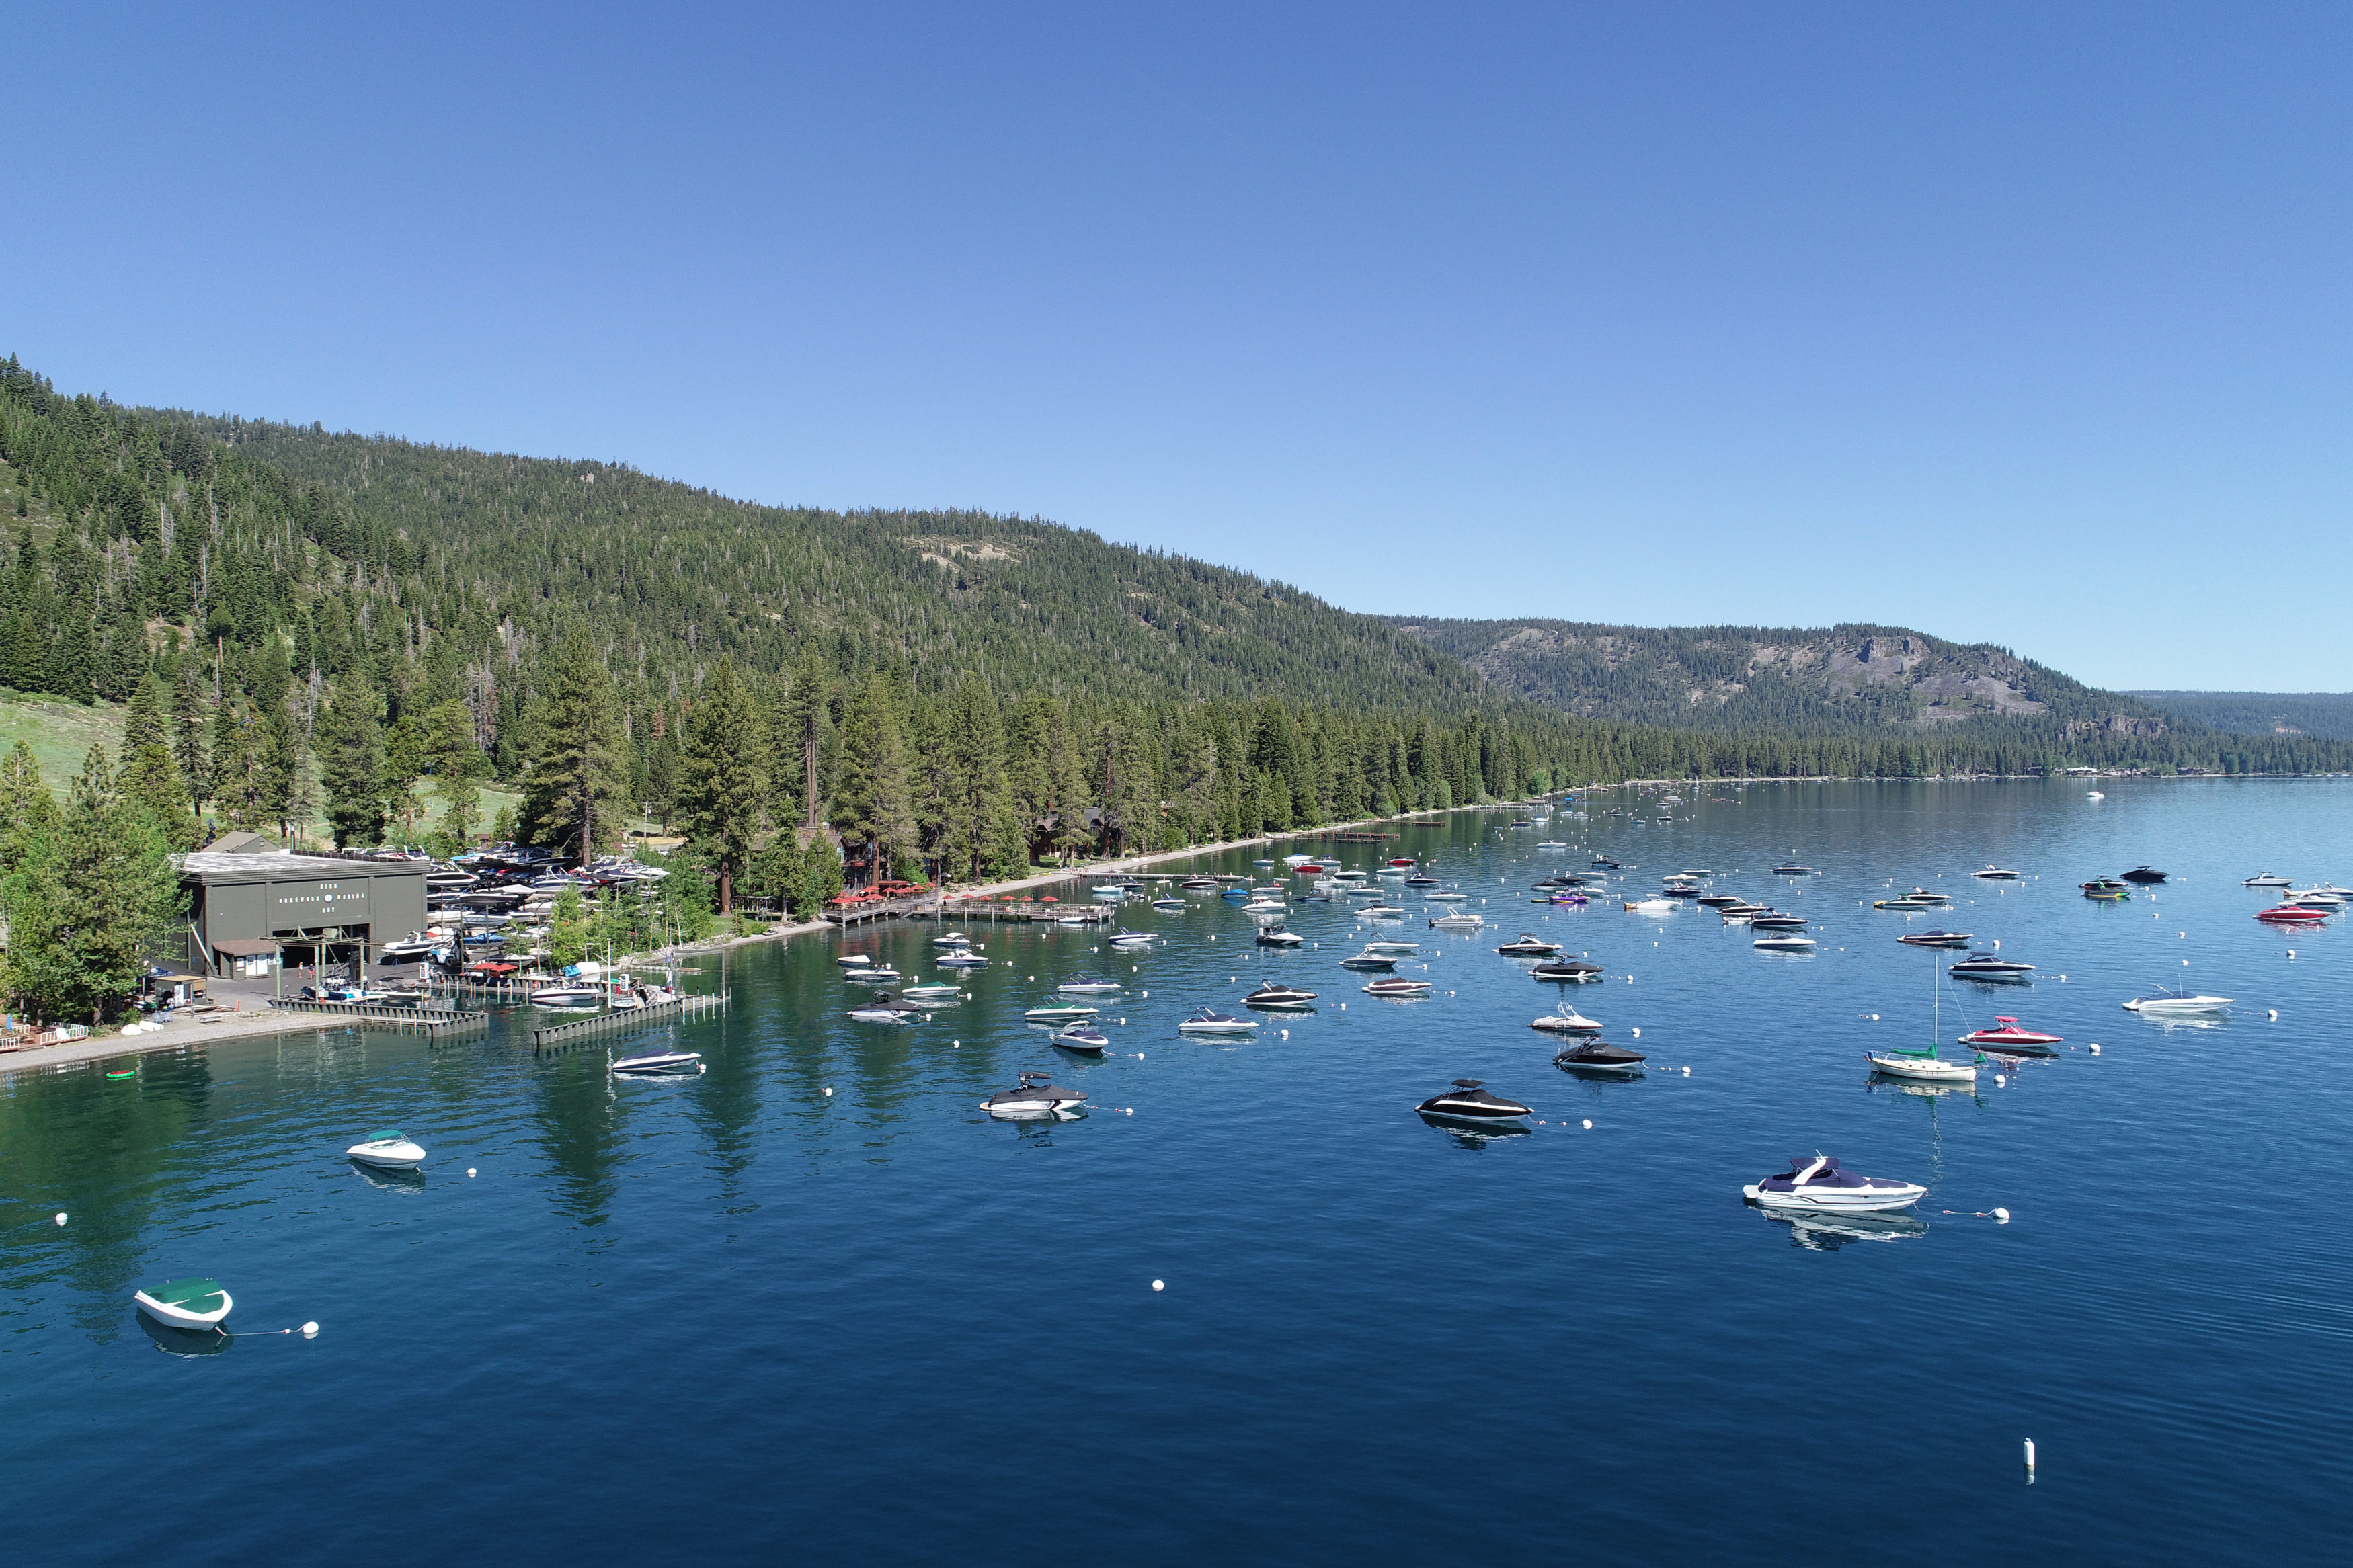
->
[210,938,284,956]
[179,852,427,882]
[202,831,281,854]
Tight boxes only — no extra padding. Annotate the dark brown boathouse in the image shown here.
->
[177,848,430,980]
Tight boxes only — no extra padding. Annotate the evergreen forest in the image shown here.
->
[0,353,2344,962]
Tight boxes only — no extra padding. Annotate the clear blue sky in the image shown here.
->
[9,3,2348,691]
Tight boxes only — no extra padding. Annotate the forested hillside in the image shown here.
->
[0,349,2343,954]
[1390,616,2168,733]
[2131,691,2353,741]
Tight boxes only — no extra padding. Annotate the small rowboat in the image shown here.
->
[134,1277,233,1332]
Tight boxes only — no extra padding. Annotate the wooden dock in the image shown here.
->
[528,991,729,1050]
[267,999,491,1037]
[834,893,1121,927]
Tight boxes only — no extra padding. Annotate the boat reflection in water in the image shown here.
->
[137,1317,235,1358]
[1416,1112,1532,1149]
[1756,1207,1931,1252]
[350,1161,428,1194]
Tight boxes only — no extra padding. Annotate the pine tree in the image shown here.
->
[260,702,304,841]
[834,673,915,885]
[680,658,768,914]
[118,673,199,847]
[170,658,209,811]
[520,622,628,862]
[317,675,386,846]
[0,749,181,1024]
[0,741,58,872]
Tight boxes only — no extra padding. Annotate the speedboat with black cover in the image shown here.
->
[1896,928,1973,947]
[2121,866,2168,883]
[1743,1155,1924,1213]
[1339,950,1397,971]
[1532,957,1603,982]
[1950,952,2034,980]
[1362,976,1433,997]
[1554,1038,1644,1073]
[980,1073,1088,1118]
[1415,1079,1532,1124]
[1242,980,1318,1009]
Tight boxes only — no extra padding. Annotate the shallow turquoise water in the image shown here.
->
[5,778,2349,1564]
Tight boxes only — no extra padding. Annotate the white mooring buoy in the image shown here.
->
[1993,1207,2011,1221]
[1630,1027,1640,1038]
[1151,1279,1164,1292]
[467,1167,477,1178]
[1580,1119,1592,1130]
[54,1212,67,1226]
[2023,1438,2036,1473]
[823,1087,834,1096]
[2089,1043,2101,1055]
[302,1321,319,1338]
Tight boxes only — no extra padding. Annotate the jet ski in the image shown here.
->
[1553,1038,1645,1073]
[1176,1007,1259,1034]
[980,1073,1088,1118]
[1242,980,1318,1009]
[1415,1079,1532,1124]
[1529,1005,1602,1034]
[1897,929,1973,946]
[1957,1017,2061,1054]
[1743,1154,1925,1213]
[1495,934,1562,956]
[1950,952,2036,980]
[1362,977,1433,997]
[1531,958,1603,982]
[1049,1026,1111,1055]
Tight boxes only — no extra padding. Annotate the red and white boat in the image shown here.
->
[1292,864,1326,876]
[1957,1017,2063,1054]
[1388,857,1419,868]
[2256,904,2331,924]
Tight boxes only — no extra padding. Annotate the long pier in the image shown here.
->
[528,992,728,1050]
[268,998,491,1037]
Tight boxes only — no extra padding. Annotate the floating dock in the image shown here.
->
[528,991,728,1050]
[267,999,490,1037]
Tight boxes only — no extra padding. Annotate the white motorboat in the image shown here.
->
[2123,989,2233,1015]
[1429,913,1485,931]
[1241,898,1287,915]
[1255,927,1305,946]
[1754,934,1817,952]
[2283,888,2349,907]
[936,951,990,968]
[1529,1005,1602,1034]
[346,1129,426,1168]
[1536,840,1569,850]
[1495,934,1562,956]
[1024,1003,1100,1024]
[2242,873,2292,888]
[932,932,975,948]
[530,984,604,1009]
[1151,897,1188,911]
[134,1277,233,1332]
[1058,977,1124,993]
[1050,1026,1110,1054]
[376,932,442,963]
[1362,940,1419,955]
[1623,897,1676,913]
[980,1073,1088,1118]
[612,1048,704,1074]
[1970,866,2020,880]
[899,982,962,1001]
[1338,950,1397,971]
[1425,891,1469,902]
[1108,932,1156,949]
[1743,1155,1925,1213]
[848,998,920,1023]
[1176,1007,1259,1034]
[1553,1038,1644,1072]
[842,965,903,983]
[1356,904,1408,918]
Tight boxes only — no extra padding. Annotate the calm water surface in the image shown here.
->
[5,778,2350,1565]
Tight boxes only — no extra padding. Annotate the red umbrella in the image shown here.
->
[1041,895,1058,903]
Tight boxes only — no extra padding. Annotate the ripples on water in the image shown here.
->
[5,778,2351,1565]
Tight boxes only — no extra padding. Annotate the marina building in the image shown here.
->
[177,849,430,981]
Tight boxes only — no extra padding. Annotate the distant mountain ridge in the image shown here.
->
[2131,691,2353,741]
[1387,617,2173,738]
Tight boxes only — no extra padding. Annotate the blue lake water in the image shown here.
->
[5,777,2350,1565]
